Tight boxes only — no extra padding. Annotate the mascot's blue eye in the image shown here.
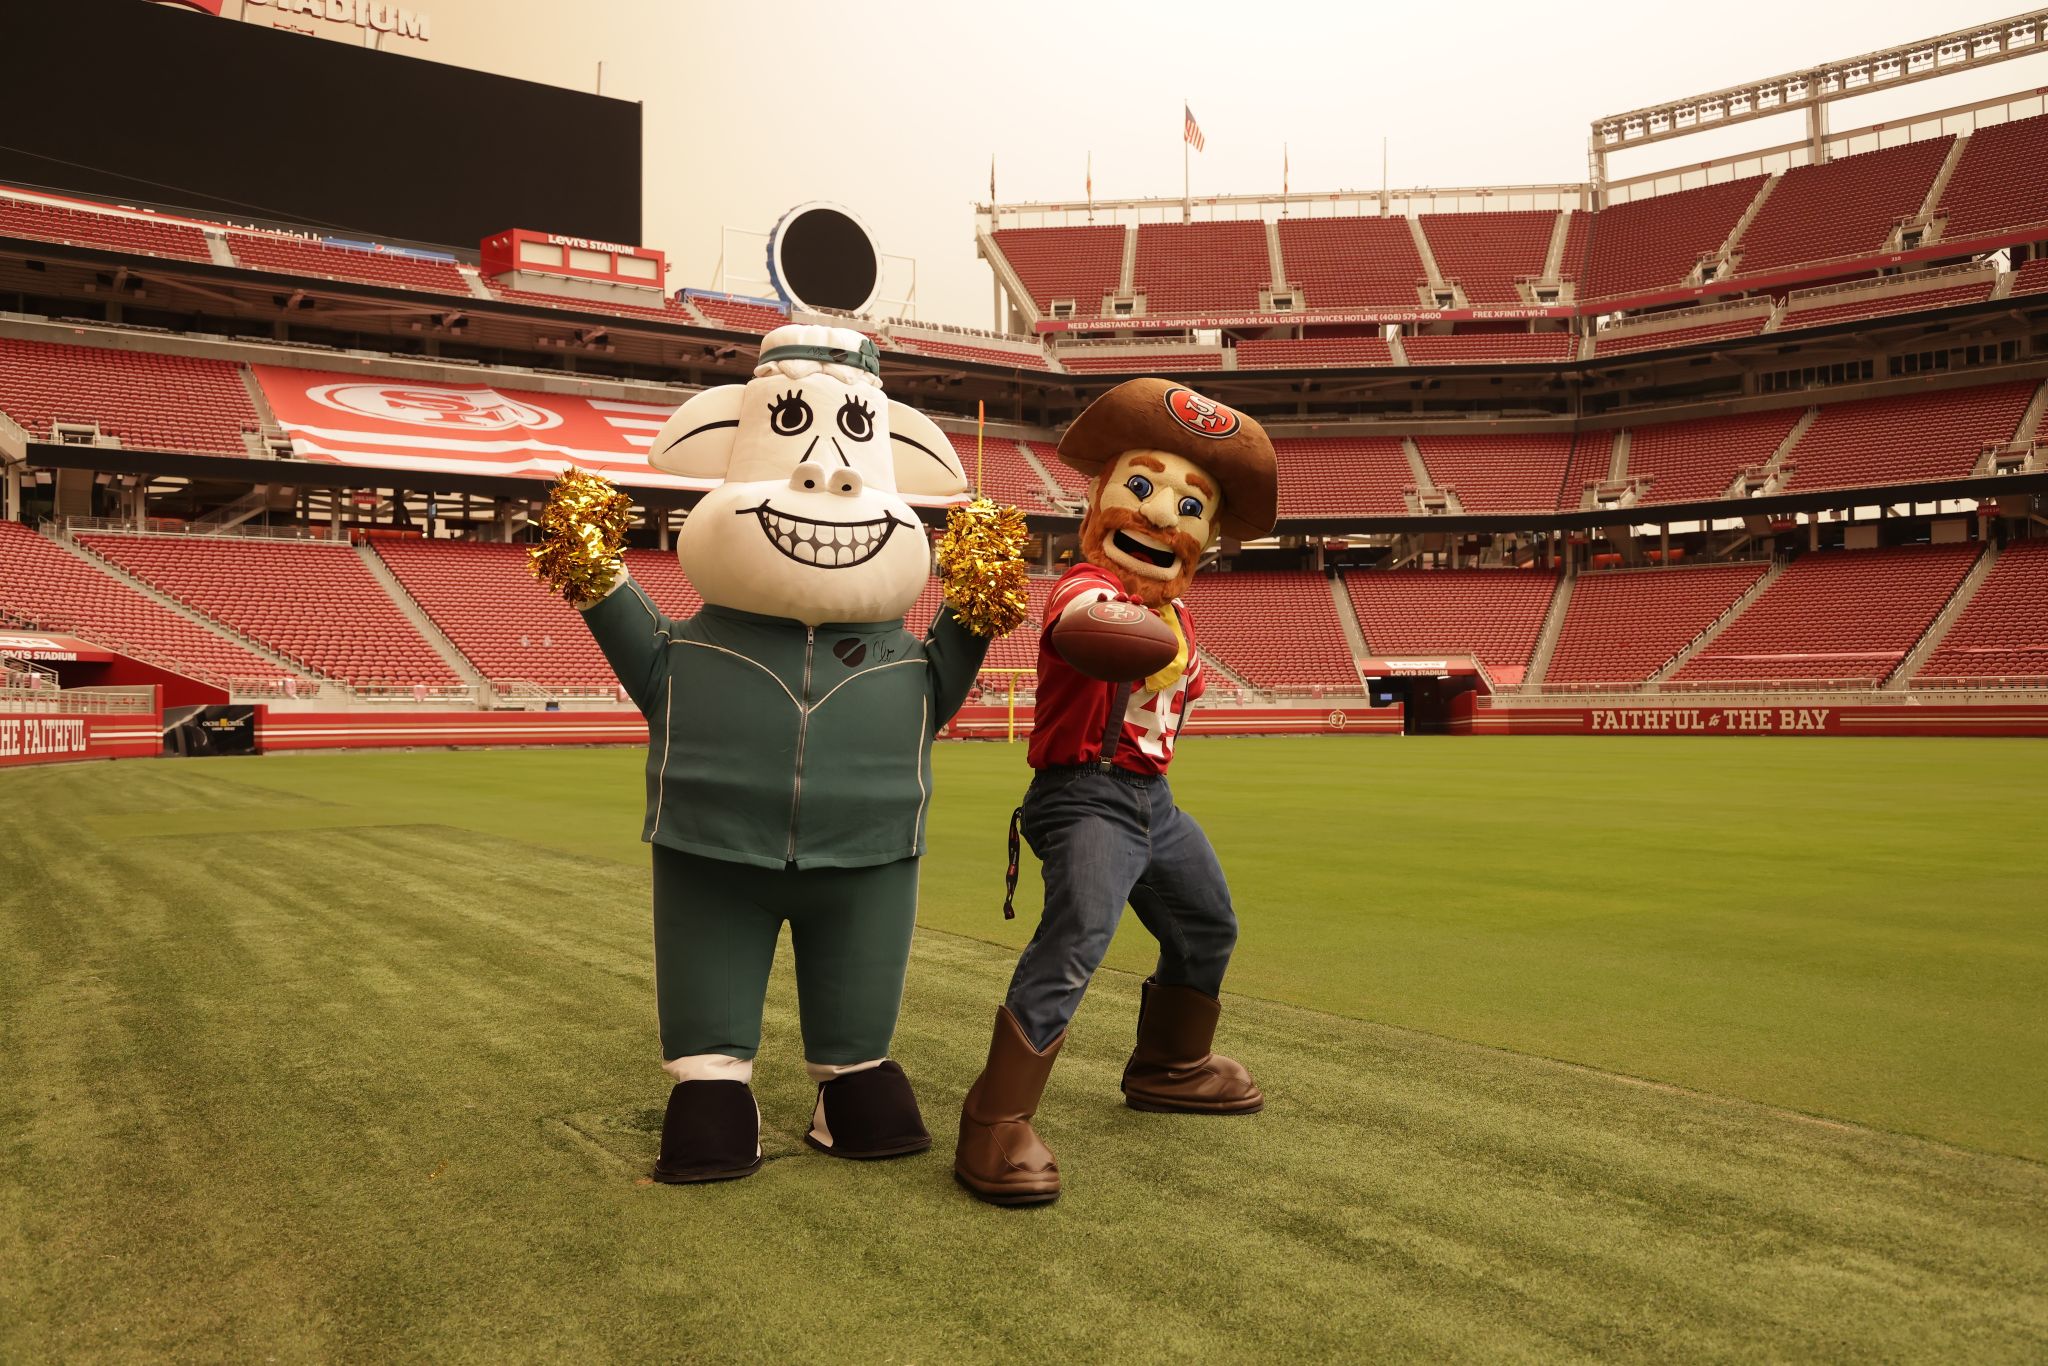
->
[1125,475,1154,500]
[1178,496,1203,518]
[768,390,813,436]
[836,397,875,442]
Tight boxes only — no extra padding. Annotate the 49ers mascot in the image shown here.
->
[954,378,1279,1205]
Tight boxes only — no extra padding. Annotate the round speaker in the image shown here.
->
[767,202,881,314]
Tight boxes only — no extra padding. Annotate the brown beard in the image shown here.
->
[1080,505,1203,606]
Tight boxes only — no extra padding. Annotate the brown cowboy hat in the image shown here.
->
[1056,378,1278,540]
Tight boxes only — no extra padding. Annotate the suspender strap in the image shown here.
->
[1097,680,1135,772]
[1001,805,1024,921]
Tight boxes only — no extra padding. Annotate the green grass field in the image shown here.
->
[3,738,2044,1361]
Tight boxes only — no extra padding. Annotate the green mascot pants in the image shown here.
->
[652,845,920,1066]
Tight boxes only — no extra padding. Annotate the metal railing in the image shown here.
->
[353,683,483,705]
[52,516,324,542]
[3,685,158,715]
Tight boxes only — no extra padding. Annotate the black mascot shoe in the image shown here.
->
[804,1060,932,1160]
[651,1079,763,1184]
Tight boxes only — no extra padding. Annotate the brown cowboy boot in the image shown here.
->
[1121,978,1264,1114]
[954,1007,1064,1206]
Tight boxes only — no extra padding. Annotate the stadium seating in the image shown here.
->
[1276,216,1428,309]
[988,225,1126,314]
[1580,177,1764,300]
[689,294,792,332]
[81,534,459,689]
[1777,279,1993,331]
[0,522,287,688]
[1915,540,2048,685]
[945,432,1061,509]
[1235,336,1394,368]
[1558,432,1615,510]
[1545,563,1768,683]
[1933,112,2048,240]
[489,283,692,322]
[888,336,1052,370]
[1734,139,1954,277]
[1400,332,1577,365]
[1591,314,1770,357]
[1626,408,1804,508]
[1133,221,1272,316]
[1553,211,1591,287]
[1022,441,1089,501]
[1344,570,1560,675]
[227,233,470,294]
[1182,572,1360,688]
[1781,381,2036,493]
[369,540,700,689]
[1273,437,1414,518]
[0,338,255,455]
[908,575,1055,676]
[1675,543,1978,683]
[1415,434,1574,514]
[1419,210,1559,304]
[0,196,212,261]
[2011,257,2048,299]
[1059,351,1222,372]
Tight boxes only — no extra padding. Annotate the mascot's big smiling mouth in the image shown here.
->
[743,503,905,568]
[1112,528,1180,569]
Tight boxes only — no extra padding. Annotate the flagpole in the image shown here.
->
[1183,99,1191,223]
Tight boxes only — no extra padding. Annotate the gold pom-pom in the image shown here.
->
[935,497,1030,637]
[529,468,634,604]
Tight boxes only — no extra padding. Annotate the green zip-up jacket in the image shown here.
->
[580,575,990,871]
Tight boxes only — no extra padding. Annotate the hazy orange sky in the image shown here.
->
[220,0,2045,328]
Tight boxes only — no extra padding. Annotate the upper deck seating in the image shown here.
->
[1733,138,1954,277]
[988,225,1126,314]
[228,233,469,294]
[0,338,254,455]
[1933,113,2048,240]
[1277,216,1428,309]
[1235,336,1394,368]
[1133,221,1272,316]
[1400,332,1576,365]
[1420,210,1559,304]
[0,195,211,261]
[1579,177,1764,300]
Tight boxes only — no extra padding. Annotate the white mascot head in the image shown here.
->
[649,325,967,626]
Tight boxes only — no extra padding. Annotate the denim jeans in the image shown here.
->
[1004,766,1239,1050]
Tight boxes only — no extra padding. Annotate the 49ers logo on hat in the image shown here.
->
[1162,387,1241,440]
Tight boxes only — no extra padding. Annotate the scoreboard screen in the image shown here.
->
[0,0,641,250]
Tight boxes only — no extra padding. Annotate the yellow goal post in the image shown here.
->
[977,668,1036,743]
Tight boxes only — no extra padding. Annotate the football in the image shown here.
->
[1049,599,1180,683]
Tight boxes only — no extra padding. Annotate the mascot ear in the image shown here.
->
[648,385,744,479]
[888,401,969,497]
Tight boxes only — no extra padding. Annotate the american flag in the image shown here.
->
[1183,104,1205,152]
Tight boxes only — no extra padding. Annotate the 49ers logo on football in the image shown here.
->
[307,383,563,432]
[1085,600,1150,625]
[1162,386,1241,440]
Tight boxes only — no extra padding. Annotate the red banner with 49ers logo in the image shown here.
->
[251,365,707,490]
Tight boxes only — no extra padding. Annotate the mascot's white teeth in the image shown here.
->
[750,505,900,569]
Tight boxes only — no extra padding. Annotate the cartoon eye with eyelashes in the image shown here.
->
[836,396,876,442]
[1124,474,1154,500]
[1178,495,1204,518]
[767,390,813,437]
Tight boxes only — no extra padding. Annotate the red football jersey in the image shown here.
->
[1027,563,1205,776]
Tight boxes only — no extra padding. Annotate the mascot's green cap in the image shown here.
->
[758,336,882,378]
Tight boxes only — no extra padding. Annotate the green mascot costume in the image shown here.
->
[539,324,1024,1184]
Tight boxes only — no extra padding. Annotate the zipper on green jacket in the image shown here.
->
[786,626,815,864]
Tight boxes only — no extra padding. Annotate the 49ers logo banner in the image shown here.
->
[252,365,706,490]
